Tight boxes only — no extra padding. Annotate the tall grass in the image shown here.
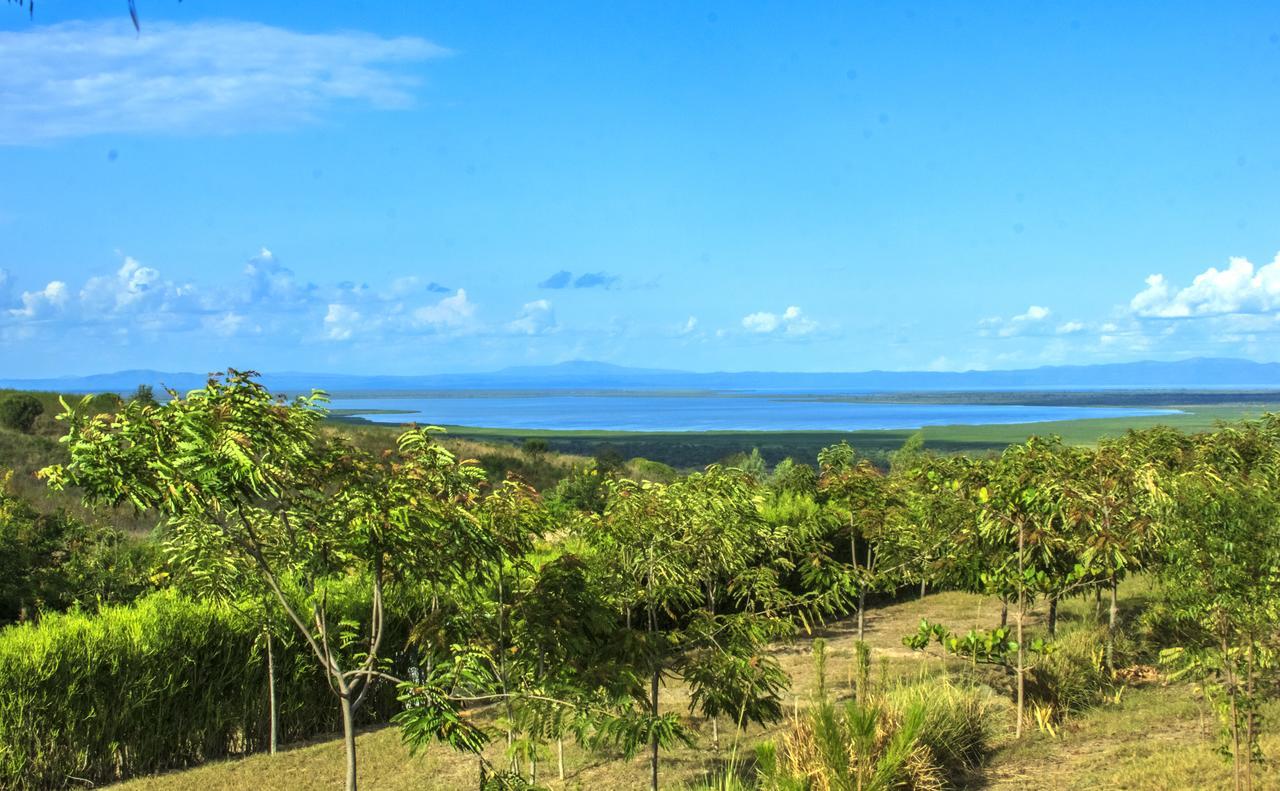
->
[0,589,406,789]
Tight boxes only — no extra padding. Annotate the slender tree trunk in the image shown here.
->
[1015,523,1025,740]
[1094,586,1102,621]
[1047,596,1058,639]
[1224,632,1241,791]
[712,716,719,754]
[650,669,660,791]
[1000,599,1008,629]
[920,578,927,599]
[557,737,565,782]
[341,693,358,791]
[1107,578,1119,674]
[858,542,872,642]
[1246,641,1256,791]
[266,629,278,755]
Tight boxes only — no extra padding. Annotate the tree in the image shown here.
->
[1059,437,1156,668]
[40,371,496,791]
[129,384,158,406]
[0,393,43,432]
[1154,417,1280,791]
[969,437,1072,738]
[818,443,890,641]
[587,466,823,791]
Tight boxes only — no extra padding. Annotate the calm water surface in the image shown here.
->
[326,394,1179,432]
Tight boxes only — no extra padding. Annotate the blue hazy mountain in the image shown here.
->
[4,357,1280,395]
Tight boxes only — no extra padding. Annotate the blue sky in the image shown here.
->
[2,1,1279,376]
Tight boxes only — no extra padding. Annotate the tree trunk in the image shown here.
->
[1047,596,1058,639]
[341,693,358,791]
[1015,524,1025,740]
[266,629,278,755]
[712,716,719,754]
[858,542,872,641]
[1224,632,1241,791]
[920,578,927,599]
[1107,578,1119,674]
[558,737,565,782]
[650,670,660,791]
[1000,600,1008,629]
[1246,641,1256,791]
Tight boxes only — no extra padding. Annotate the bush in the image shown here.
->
[1026,627,1113,717]
[0,588,410,789]
[881,680,998,779]
[757,679,997,790]
[0,394,43,433]
[0,473,159,624]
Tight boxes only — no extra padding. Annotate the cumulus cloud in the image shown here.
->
[323,304,360,341]
[1130,253,1280,318]
[741,305,817,336]
[244,247,313,308]
[508,300,556,335]
[979,304,1052,337]
[413,289,476,328]
[741,311,780,333]
[10,280,69,318]
[0,20,450,144]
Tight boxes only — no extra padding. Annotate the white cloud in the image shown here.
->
[742,311,780,333]
[0,20,451,144]
[323,304,360,341]
[1056,321,1085,335]
[243,247,313,308]
[414,289,475,328]
[741,305,816,336]
[679,316,698,335]
[1130,253,1280,318]
[982,304,1052,337]
[10,280,69,318]
[507,299,556,335]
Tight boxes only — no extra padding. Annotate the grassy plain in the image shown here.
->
[416,402,1280,468]
[111,578,1279,790]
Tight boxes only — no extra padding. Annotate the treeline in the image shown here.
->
[1,371,1278,791]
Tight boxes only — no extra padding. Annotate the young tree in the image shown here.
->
[40,371,494,791]
[587,466,824,791]
[817,444,890,641]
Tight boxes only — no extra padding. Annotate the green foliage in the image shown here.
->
[129,383,158,406]
[748,651,996,791]
[0,393,43,432]
[0,470,157,623]
[770,457,818,497]
[0,589,406,789]
[521,438,549,458]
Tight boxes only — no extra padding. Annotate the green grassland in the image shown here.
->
[415,402,1280,469]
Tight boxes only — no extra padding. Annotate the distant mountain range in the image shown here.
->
[4,357,1280,395]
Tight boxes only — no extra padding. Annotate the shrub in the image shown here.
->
[0,394,42,433]
[0,588,409,789]
[1026,627,1113,717]
[757,679,997,791]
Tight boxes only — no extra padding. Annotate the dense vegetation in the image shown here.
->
[1,372,1278,791]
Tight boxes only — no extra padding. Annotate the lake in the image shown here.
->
[325,393,1180,432]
